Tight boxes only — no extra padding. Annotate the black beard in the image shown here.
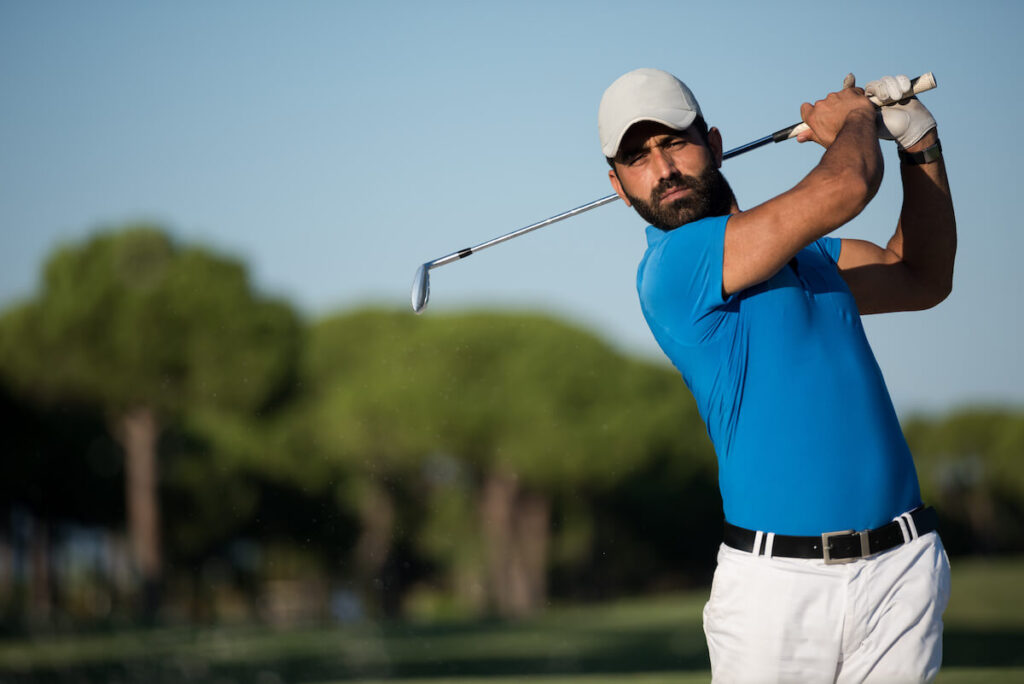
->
[624,164,734,231]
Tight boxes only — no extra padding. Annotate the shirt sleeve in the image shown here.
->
[813,236,843,265]
[637,215,732,346]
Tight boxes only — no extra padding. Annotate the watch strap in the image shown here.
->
[899,140,942,165]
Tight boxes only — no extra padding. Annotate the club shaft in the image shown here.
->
[423,131,787,270]
[417,71,937,278]
[426,194,620,269]
[722,133,776,160]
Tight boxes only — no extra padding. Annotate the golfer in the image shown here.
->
[598,69,956,682]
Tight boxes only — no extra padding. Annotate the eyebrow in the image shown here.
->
[618,132,688,160]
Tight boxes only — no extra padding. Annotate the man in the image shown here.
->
[598,69,956,683]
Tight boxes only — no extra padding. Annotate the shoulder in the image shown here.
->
[640,215,731,273]
[637,215,734,324]
[807,236,842,265]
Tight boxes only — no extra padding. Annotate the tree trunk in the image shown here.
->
[511,489,549,615]
[480,470,515,616]
[114,406,162,620]
[352,480,395,618]
[479,469,550,618]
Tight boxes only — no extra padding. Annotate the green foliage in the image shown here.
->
[0,225,301,418]
[284,307,718,604]
[906,409,1024,497]
[160,435,261,560]
[0,224,304,570]
[11,223,1023,627]
[299,308,706,491]
[906,408,1024,553]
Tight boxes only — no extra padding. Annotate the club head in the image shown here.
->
[411,263,430,314]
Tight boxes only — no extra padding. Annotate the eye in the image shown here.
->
[623,150,647,166]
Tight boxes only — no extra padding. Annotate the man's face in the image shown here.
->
[609,121,734,230]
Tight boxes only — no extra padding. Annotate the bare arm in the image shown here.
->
[835,129,956,314]
[722,87,883,296]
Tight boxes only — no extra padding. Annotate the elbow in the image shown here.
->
[924,282,952,309]
[926,241,957,308]
[930,272,954,307]
[914,270,954,310]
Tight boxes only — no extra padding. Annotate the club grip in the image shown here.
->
[784,72,937,141]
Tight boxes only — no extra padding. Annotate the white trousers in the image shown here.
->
[702,530,950,683]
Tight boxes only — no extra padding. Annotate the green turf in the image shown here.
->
[339,671,1024,684]
[0,556,1021,683]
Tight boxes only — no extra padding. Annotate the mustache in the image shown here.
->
[653,173,700,201]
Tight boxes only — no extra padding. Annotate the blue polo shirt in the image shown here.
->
[637,214,921,535]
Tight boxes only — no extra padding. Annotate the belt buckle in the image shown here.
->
[821,529,870,565]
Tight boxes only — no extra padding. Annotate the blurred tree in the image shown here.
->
[554,360,721,599]
[905,408,1024,554]
[274,309,433,618]
[0,382,121,626]
[295,308,711,618]
[0,226,301,619]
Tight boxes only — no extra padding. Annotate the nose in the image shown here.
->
[651,147,677,178]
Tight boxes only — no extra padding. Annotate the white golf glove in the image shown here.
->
[864,74,936,149]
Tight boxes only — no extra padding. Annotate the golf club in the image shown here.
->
[412,72,937,314]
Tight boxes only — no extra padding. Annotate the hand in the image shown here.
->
[865,75,936,150]
[796,74,875,148]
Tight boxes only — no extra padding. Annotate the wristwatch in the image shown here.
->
[898,140,942,165]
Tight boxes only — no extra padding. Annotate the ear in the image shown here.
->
[708,127,724,168]
[608,168,632,206]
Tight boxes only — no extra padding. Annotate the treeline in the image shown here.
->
[0,225,1021,630]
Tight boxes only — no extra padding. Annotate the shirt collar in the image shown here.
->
[645,215,727,247]
[645,224,671,248]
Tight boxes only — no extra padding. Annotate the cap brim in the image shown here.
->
[602,109,698,159]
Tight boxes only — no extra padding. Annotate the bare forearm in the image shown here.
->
[818,111,885,201]
[793,110,884,232]
[723,109,883,295]
[832,75,956,314]
[888,130,957,302]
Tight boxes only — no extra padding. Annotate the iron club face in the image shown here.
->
[412,263,430,314]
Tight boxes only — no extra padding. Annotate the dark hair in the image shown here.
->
[606,115,710,168]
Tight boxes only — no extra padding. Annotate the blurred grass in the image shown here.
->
[0,556,1021,683]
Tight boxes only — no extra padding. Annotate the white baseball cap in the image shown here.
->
[598,68,703,159]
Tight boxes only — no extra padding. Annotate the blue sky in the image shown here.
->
[2,1,1021,414]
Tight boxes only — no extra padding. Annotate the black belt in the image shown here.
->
[723,506,938,565]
